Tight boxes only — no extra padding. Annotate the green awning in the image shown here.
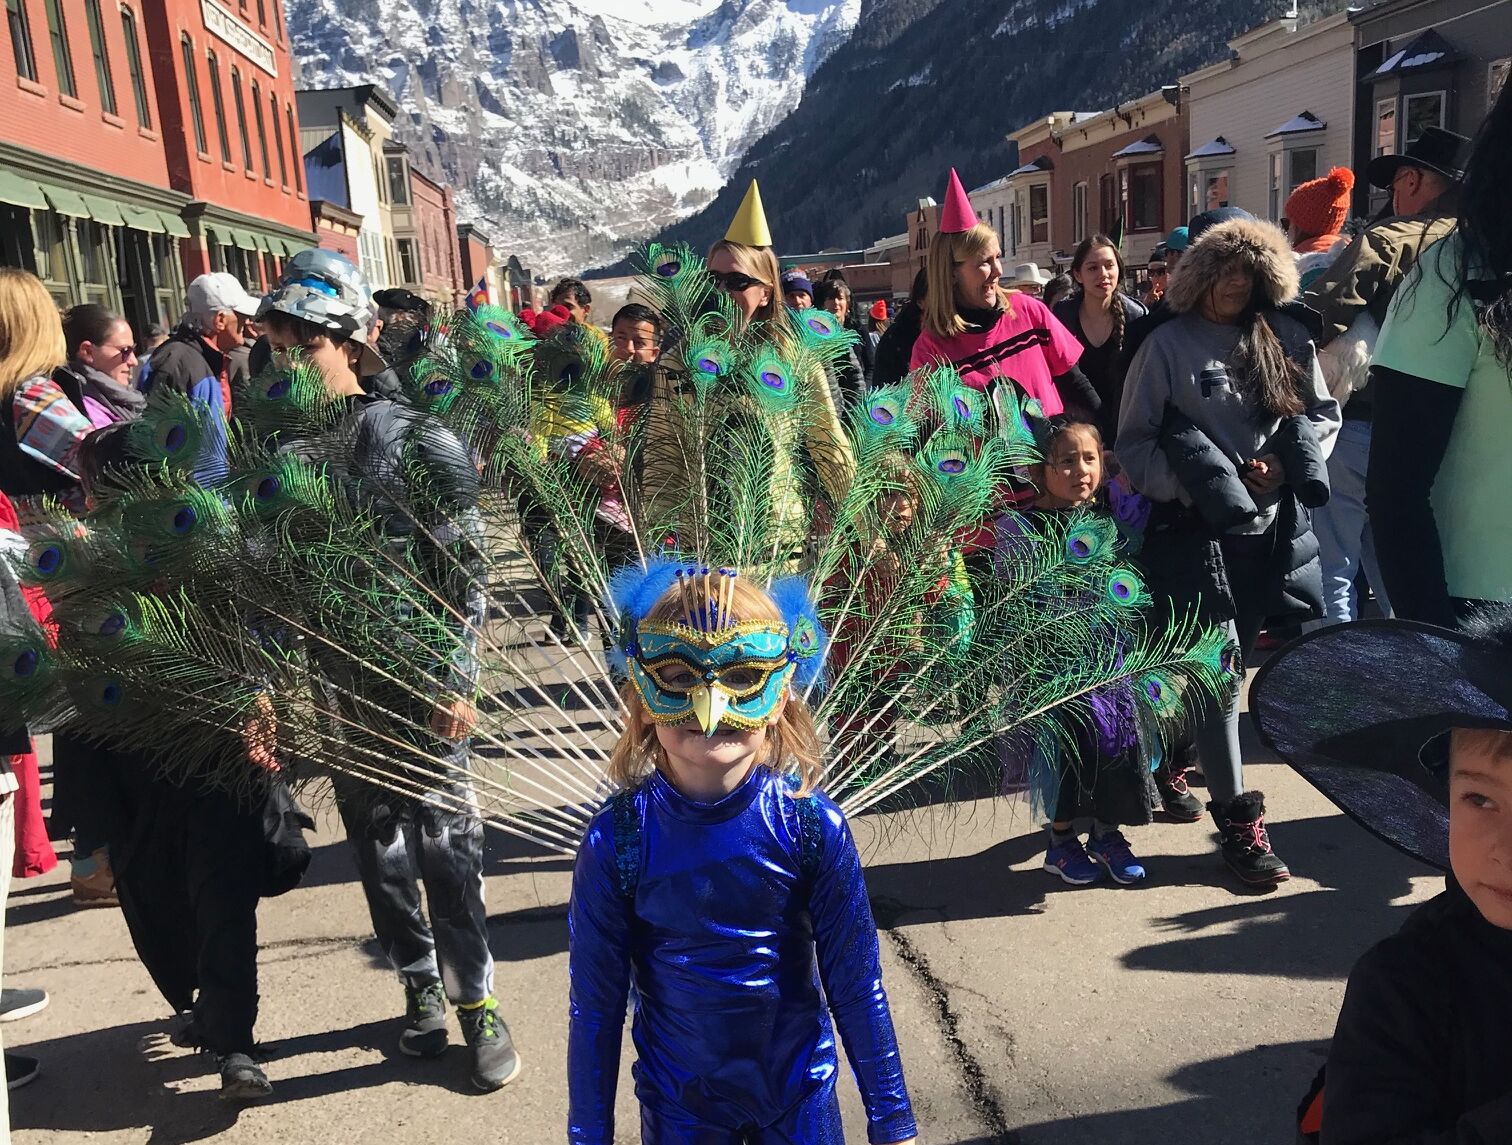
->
[0,171,47,211]
[39,184,90,218]
[157,210,190,238]
[231,228,260,251]
[252,233,273,253]
[79,195,126,227]
[120,204,165,233]
[271,236,295,256]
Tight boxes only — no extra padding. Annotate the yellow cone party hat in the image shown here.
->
[724,180,773,248]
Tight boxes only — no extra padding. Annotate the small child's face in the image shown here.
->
[879,490,915,534]
[1449,728,1512,930]
[611,319,660,364]
[1039,427,1103,508]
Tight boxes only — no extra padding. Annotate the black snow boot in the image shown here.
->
[1209,791,1290,885]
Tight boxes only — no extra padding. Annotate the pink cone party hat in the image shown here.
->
[938,168,977,234]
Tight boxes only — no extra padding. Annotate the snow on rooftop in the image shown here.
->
[1112,135,1163,158]
[1268,111,1325,137]
[1186,136,1236,159]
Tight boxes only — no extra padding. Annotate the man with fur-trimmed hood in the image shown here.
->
[1115,212,1341,886]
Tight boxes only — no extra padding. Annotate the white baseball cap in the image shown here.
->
[186,272,261,320]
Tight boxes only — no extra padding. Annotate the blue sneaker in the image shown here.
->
[1087,830,1147,885]
[1043,836,1103,885]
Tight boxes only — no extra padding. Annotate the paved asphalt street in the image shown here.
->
[5,715,1440,1145]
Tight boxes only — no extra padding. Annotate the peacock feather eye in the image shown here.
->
[31,543,62,577]
[265,376,291,400]
[423,375,454,397]
[790,615,820,659]
[484,318,516,339]
[98,611,126,637]
[654,258,682,278]
[1107,568,1142,604]
[255,475,281,501]
[1137,670,1182,718]
[168,504,197,535]
[868,398,899,426]
[158,422,189,455]
[1063,521,1112,566]
[559,362,583,386]
[467,356,494,381]
[803,312,838,337]
[10,648,38,678]
[934,450,968,476]
[93,680,123,707]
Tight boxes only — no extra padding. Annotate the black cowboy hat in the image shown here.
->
[1250,613,1512,872]
[1366,126,1472,190]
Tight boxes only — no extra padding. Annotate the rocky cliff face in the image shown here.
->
[286,0,861,273]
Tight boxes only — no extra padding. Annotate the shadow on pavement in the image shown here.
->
[9,1016,492,1141]
[7,1020,242,1143]
[863,809,1438,983]
[1000,1038,1329,1144]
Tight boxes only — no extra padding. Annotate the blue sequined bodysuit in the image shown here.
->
[567,765,916,1145]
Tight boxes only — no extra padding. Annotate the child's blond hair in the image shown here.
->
[609,574,824,794]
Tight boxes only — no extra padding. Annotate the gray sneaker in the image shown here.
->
[0,987,49,1023]
[218,1053,272,1102]
[458,998,521,1092]
[399,981,449,1059]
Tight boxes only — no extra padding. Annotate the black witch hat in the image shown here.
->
[1249,612,1512,872]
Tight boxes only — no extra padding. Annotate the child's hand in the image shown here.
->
[430,695,478,740]
[242,693,279,773]
[1242,453,1286,495]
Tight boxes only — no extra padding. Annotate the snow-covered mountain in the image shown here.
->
[286,0,861,273]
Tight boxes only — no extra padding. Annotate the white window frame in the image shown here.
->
[1402,90,1446,146]
[1491,59,1510,110]
[1187,165,1232,219]
[1267,133,1323,222]
[1375,96,1397,158]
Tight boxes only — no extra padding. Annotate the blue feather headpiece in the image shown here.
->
[604,556,827,691]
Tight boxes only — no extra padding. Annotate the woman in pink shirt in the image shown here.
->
[909,173,1097,419]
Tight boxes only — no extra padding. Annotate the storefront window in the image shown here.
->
[78,220,111,304]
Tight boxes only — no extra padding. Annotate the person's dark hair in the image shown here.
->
[261,309,337,347]
[1041,273,1073,309]
[1441,79,1512,367]
[62,303,124,359]
[821,267,848,284]
[1069,235,1128,358]
[549,277,592,309]
[375,312,427,370]
[812,279,851,311]
[1234,308,1307,419]
[908,267,928,304]
[611,303,663,343]
[1043,415,1103,454]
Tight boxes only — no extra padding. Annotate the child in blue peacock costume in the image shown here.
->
[0,230,1236,1129]
[568,563,915,1145]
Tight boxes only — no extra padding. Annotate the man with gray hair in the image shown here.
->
[137,271,260,483]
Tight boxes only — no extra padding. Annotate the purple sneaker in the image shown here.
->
[1087,830,1147,885]
[1043,836,1103,885]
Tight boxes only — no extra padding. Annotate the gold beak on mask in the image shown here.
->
[690,684,733,738]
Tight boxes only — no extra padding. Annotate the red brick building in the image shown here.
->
[143,0,314,289]
[0,0,190,330]
[312,198,361,265]
[388,148,463,306]
[0,0,313,336]
[1002,95,1188,275]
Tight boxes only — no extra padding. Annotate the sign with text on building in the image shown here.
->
[201,0,277,77]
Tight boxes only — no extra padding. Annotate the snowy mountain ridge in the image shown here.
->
[286,0,861,273]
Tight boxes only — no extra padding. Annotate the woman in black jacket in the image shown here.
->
[871,268,927,388]
[1053,235,1147,445]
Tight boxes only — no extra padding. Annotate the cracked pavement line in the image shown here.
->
[876,899,1022,1145]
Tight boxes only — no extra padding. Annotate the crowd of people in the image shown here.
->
[0,76,1506,1145]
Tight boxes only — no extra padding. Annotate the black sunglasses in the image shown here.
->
[710,271,766,293]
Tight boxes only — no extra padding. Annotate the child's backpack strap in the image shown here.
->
[609,788,641,902]
[785,775,825,882]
